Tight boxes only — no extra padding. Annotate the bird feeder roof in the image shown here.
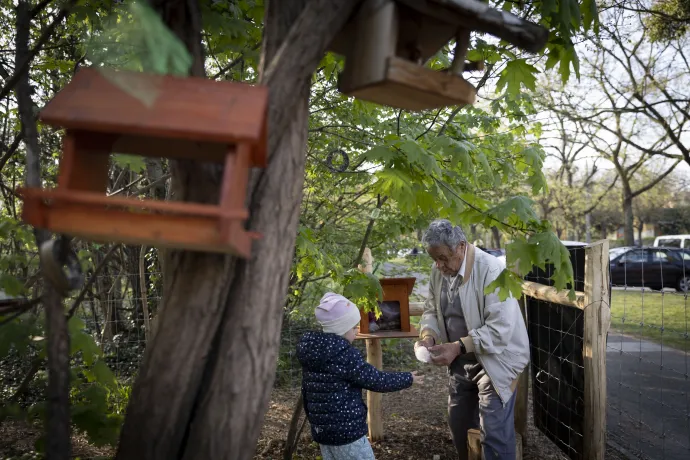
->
[40,67,268,166]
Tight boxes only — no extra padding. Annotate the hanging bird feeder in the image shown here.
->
[328,0,549,111]
[19,67,267,258]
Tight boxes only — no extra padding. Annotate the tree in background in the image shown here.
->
[539,3,688,245]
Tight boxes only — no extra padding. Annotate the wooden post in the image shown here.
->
[362,248,384,441]
[468,429,522,460]
[514,296,528,445]
[583,240,610,460]
[366,337,384,441]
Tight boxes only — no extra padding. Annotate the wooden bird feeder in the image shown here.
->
[328,0,549,111]
[357,277,418,339]
[19,67,268,258]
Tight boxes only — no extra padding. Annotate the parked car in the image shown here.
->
[653,235,690,249]
[495,241,586,266]
[609,246,690,292]
[480,247,505,258]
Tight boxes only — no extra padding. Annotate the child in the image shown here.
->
[297,292,424,460]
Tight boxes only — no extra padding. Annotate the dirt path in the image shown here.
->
[254,365,627,460]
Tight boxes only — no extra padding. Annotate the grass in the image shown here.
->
[610,289,690,351]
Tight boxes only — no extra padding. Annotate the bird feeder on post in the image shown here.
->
[328,0,549,111]
[357,277,418,339]
[19,67,267,258]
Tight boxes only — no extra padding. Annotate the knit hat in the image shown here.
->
[315,292,362,336]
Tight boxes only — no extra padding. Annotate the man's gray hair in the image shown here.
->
[422,219,467,250]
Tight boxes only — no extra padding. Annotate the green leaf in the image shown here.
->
[362,145,396,163]
[496,59,538,97]
[398,140,425,165]
[92,360,118,389]
[540,0,558,18]
[506,238,539,275]
[0,274,24,297]
[529,232,574,290]
[558,44,580,83]
[484,270,524,301]
[582,0,599,33]
[488,196,539,225]
[474,151,494,181]
[69,316,102,366]
[112,154,146,173]
[342,270,383,314]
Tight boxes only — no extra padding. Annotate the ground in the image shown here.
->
[0,364,627,459]
[254,365,627,460]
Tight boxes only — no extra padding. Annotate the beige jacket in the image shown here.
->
[419,244,529,404]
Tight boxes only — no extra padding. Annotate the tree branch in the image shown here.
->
[0,0,76,101]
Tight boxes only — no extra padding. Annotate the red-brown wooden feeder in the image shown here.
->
[18,67,267,258]
[357,277,419,339]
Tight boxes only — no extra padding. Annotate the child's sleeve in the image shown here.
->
[337,348,413,393]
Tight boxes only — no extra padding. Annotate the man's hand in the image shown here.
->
[414,336,435,351]
[411,371,425,385]
[428,342,461,366]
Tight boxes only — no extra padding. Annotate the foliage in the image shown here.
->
[645,0,690,42]
[0,0,613,454]
[1,315,126,450]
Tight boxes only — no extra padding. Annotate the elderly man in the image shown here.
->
[415,219,529,460]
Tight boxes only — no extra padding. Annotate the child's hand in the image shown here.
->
[411,371,425,385]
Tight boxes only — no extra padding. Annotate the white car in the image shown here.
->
[653,235,690,249]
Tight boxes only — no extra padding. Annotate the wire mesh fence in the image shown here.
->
[606,246,690,460]
[524,243,588,459]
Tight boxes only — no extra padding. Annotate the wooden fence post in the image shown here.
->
[362,248,384,441]
[514,295,529,445]
[583,240,610,460]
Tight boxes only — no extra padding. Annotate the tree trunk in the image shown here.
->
[637,222,644,246]
[490,226,501,248]
[116,1,360,459]
[623,194,635,246]
[600,225,607,241]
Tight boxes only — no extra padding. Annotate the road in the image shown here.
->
[607,333,690,460]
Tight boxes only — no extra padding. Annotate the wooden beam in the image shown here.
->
[398,0,549,53]
[411,280,585,317]
[362,248,384,441]
[521,280,584,310]
[582,240,610,460]
[410,301,424,317]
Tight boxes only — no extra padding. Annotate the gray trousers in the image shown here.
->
[319,436,375,460]
[448,362,516,460]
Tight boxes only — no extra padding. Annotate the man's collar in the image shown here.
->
[458,243,468,278]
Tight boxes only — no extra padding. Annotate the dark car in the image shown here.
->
[609,246,690,292]
[479,247,505,258]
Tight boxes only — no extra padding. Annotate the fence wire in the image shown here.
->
[606,246,690,460]
[524,244,588,460]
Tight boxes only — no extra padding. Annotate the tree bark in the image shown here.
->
[490,226,501,248]
[116,1,360,459]
[623,194,635,246]
[16,2,71,458]
[637,222,643,246]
